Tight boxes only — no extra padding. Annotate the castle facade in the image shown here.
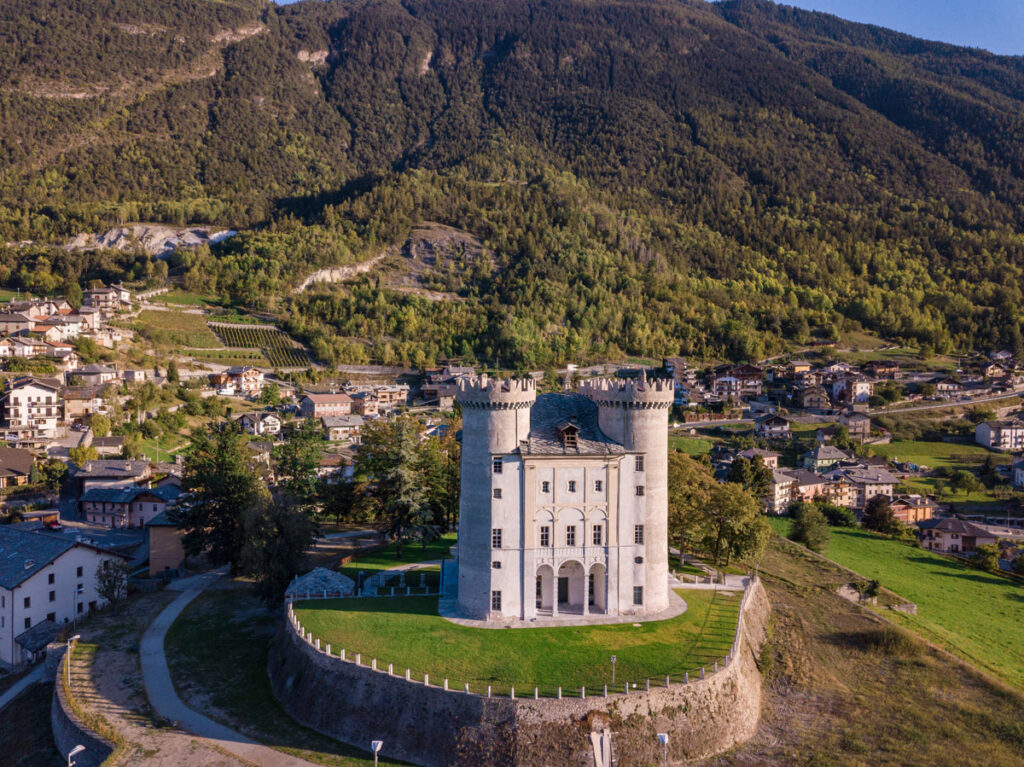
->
[455,374,672,622]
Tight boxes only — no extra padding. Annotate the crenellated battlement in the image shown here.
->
[579,372,674,409]
[456,375,537,409]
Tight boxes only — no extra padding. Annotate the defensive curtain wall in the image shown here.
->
[268,577,770,767]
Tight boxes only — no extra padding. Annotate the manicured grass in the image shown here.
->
[0,287,21,303]
[294,589,740,696]
[137,434,189,462]
[668,435,714,455]
[167,586,406,766]
[135,309,222,348]
[340,533,455,577]
[871,440,1009,469]
[766,517,1024,690]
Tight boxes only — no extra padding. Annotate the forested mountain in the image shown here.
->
[4,0,1024,367]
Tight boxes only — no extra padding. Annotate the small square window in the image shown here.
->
[541,480,550,493]
[635,455,645,472]
[493,488,502,499]
[492,457,502,474]
[568,480,577,493]
[634,525,645,545]
[46,612,55,623]
[633,586,644,605]
[593,525,603,546]
[492,528,503,549]
[539,526,550,547]
[636,485,645,497]
[491,591,502,611]
[492,561,502,569]
[566,525,576,546]
[594,480,603,492]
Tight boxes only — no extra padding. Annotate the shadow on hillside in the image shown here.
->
[907,555,970,571]
[925,569,1014,588]
[273,172,383,223]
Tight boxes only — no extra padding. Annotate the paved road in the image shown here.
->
[0,664,46,713]
[869,390,1024,416]
[140,573,320,767]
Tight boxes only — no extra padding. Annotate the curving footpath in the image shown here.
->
[140,572,319,767]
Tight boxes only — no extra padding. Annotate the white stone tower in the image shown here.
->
[578,373,674,613]
[455,375,536,619]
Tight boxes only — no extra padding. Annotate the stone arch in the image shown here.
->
[536,564,554,610]
[588,562,608,613]
[557,559,586,611]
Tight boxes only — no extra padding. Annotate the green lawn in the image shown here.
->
[668,435,714,455]
[768,518,1024,690]
[137,434,189,462]
[294,589,740,696]
[871,440,1009,469]
[340,533,455,575]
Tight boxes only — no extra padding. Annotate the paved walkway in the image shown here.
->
[0,664,45,713]
[140,572,319,767]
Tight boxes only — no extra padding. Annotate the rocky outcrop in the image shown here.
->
[269,578,770,766]
[293,253,387,293]
[64,224,236,256]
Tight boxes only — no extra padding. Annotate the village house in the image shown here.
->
[349,391,380,417]
[975,419,1024,451]
[823,475,857,508]
[863,360,899,379]
[1013,454,1024,489]
[74,363,119,386]
[800,385,832,411]
[831,374,874,404]
[767,470,796,513]
[0,448,34,488]
[755,414,791,439]
[225,366,264,397]
[889,494,938,524]
[1,378,63,437]
[91,436,126,457]
[828,466,898,509]
[83,284,131,314]
[147,511,185,577]
[236,411,281,437]
[803,445,855,472]
[76,459,152,491]
[917,517,1001,554]
[785,469,832,503]
[321,414,365,442]
[711,375,741,401]
[839,409,872,441]
[63,384,110,422]
[0,313,36,336]
[737,448,780,470]
[71,307,101,331]
[0,526,128,665]
[122,369,147,384]
[785,360,812,376]
[934,377,963,397]
[374,384,410,411]
[300,391,353,418]
[80,484,181,529]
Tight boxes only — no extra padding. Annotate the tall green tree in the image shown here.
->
[861,495,900,536]
[241,495,317,604]
[274,419,324,505]
[790,502,830,553]
[171,423,268,571]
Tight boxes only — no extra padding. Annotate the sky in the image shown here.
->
[777,1,1024,56]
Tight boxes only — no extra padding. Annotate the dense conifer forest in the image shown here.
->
[3,0,1024,366]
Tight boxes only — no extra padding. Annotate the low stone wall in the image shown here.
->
[269,578,770,766]
[51,653,115,767]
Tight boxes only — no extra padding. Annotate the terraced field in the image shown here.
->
[210,324,310,367]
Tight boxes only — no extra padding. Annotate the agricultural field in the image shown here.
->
[668,435,714,455]
[871,440,1010,470]
[210,324,310,368]
[767,518,1024,690]
[135,309,221,348]
[186,348,269,367]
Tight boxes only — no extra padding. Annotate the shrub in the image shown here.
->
[790,502,830,554]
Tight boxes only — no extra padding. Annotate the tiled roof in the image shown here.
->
[78,459,150,479]
[321,415,365,428]
[82,485,179,504]
[520,394,624,456]
[303,392,353,403]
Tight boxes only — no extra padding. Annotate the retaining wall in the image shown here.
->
[51,653,115,767]
[269,577,770,766]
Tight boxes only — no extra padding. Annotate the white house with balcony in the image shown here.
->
[975,419,1024,451]
[1,377,62,437]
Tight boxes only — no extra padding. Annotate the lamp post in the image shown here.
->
[65,634,80,689]
[371,740,383,767]
[657,733,669,767]
[67,744,85,767]
[610,655,617,686]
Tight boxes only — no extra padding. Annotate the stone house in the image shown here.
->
[2,377,63,437]
[755,414,791,439]
[839,409,871,441]
[322,414,364,442]
[975,419,1024,451]
[300,392,353,419]
[800,385,831,411]
[80,484,180,529]
[0,447,34,488]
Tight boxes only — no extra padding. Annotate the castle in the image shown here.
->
[455,373,673,622]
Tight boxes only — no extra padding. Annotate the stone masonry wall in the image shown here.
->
[268,578,770,766]
[51,653,115,767]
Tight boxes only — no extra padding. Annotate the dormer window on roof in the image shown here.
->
[556,419,579,450]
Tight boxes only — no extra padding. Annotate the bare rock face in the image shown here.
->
[63,224,236,256]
